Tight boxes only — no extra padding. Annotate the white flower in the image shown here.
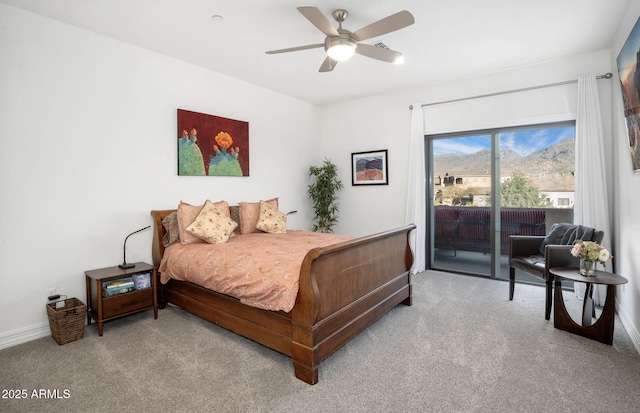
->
[598,248,611,262]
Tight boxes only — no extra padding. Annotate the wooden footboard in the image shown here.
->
[151,209,414,384]
[292,225,415,384]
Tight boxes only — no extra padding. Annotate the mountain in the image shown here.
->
[434,138,575,191]
[355,157,383,172]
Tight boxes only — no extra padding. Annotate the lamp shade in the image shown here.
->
[325,36,357,61]
[327,44,356,61]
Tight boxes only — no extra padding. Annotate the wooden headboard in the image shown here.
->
[150,209,175,267]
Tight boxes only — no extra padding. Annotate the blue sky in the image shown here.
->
[432,126,575,156]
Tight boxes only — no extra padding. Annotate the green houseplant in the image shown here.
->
[308,159,343,233]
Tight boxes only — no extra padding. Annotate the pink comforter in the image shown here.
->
[158,231,354,312]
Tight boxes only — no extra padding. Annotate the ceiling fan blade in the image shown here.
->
[297,6,339,36]
[355,43,403,63]
[319,57,337,72]
[353,10,415,41]
[265,43,324,54]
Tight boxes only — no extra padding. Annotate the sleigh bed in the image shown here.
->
[151,207,415,385]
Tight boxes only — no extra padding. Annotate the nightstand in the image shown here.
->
[85,262,158,336]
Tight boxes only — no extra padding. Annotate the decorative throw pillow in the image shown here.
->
[177,201,205,245]
[185,200,238,244]
[256,200,286,234]
[161,211,180,247]
[177,200,231,245]
[238,197,279,234]
[229,205,241,233]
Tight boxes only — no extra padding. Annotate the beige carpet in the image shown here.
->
[1,271,639,413]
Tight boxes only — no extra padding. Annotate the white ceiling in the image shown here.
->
[1,0,632,105]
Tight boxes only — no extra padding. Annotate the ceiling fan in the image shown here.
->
[265,6,415,72]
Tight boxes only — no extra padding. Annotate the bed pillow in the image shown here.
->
[161,211,180,247]
[177,201,205,245]
[229,205,241,233]
[256,200,286,234]
[177,200,231,245]
[186,200,238,244]
[238,197,279,234]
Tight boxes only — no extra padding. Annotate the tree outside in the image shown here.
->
[488,170,553,208]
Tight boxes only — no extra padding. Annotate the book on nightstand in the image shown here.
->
[103,277,135,297]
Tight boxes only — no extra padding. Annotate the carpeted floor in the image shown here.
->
[1,270,639,413]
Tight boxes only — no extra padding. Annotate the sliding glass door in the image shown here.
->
[430,133,493,276]
[427,122,575,282]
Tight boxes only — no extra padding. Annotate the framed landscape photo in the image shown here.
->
[351,149,388,186]
[616,17,640,172]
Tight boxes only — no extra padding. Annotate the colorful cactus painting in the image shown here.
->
[177,109,249,176]
[178,129,206,176]
[208,132,243,176]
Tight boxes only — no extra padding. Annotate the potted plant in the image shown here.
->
[308,158,344,233]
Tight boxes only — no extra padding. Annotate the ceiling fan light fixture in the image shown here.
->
[327,44,356,61]
[266,7,415,72]
[325,37,357,61]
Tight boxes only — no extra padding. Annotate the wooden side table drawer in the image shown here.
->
[102,289,153,319]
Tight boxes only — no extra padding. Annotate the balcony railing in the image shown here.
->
[433,206,573,255]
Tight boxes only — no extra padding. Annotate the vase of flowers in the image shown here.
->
[570,240,612,276]
[579,259,595,276]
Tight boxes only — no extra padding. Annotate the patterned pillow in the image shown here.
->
[177,200,230,245]
[229,205,241,233]
[256,200,286,234]
[238,197,279,234]
[185,200,238,244]
[161,211,180,247]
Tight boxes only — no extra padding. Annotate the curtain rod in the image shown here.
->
[409,72,612,110]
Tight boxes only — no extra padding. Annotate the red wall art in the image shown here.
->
[177,109,249,176]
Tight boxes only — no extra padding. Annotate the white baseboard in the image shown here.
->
[616,299,640,354]
[0,322,51,350]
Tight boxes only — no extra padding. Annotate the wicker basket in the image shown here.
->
[46,297,85,345]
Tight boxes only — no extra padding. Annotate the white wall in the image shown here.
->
[318,94,413,236]
[610,0,640,350]
[0,4,320,346]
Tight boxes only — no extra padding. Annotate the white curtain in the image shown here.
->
[405,104,426,274]
[574,75,612,305]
